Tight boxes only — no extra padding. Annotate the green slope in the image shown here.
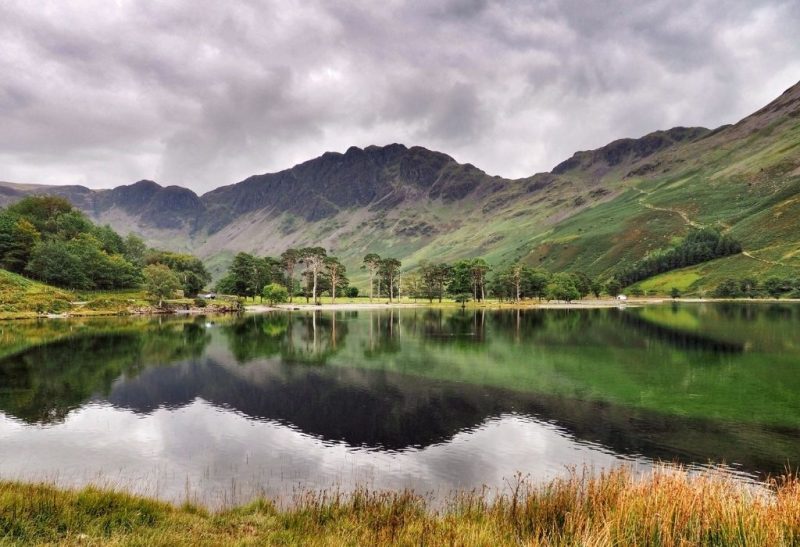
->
[0,269,74,315]
[514,83,800,293]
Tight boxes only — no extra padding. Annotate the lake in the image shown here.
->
[0,303,798,507]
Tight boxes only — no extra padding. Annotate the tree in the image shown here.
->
[262,283,289,305]
[525,268,550,300]
[299,247,327,304]
[670,287,681,299]
[324,256,346,304]
[571,272,592,299]
[403,271,421,302]
[379,258,402,303]
[123,233,147,267]
[281,249,300,303]
[764,277,791,298]
[454,293,471,309]
[419,261,437,302]
[362,253,382,302]
[345,286,359,298]
[740,277,758,298]
[146,250,211,297]
[469,258,491,301]
[228,252,259,298]
[2,218,40,273]
[508,264,524,302]
[712,278,741,298]
[546,273,580,302]
[606,279,622,297]
[25,239,89,289]
[92,224,125,254]
[143,264,181,307]
[590,279,603,298]
[448,260,473,296]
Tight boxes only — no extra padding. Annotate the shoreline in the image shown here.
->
[2,296,799,321]
[242,296,800,313]
[0,466,793,544]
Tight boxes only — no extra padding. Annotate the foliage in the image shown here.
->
[418,261,452,302]
[362,253,382,301]
[490,263,551,301]
[546,273,580,302]
[324,256,347,303]
[217,252,285,299]
[615,228,742,287]
[606,278,622,297]
[0,197,206,293]
[145,250,211,297]
[143,264,181,307]
[262,282,289,305]
[712,276,799,299]
[280,248,301,302]
[378,257,401,302]
[299,247,327,304]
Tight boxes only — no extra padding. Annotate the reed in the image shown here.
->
[0,466,798,545]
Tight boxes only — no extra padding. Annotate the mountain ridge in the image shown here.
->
[1,80,798,288]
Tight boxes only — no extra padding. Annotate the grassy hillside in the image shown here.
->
[517,84,800,293]
[0,269,74,316]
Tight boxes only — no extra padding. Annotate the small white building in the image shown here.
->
[616,294,628,301]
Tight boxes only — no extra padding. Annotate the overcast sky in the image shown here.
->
[1,0,799,193]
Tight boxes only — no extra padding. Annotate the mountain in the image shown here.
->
[1,81,799,290]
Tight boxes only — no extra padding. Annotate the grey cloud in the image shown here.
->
[0,0,798,191]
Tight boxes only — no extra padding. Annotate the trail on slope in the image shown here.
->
[632,187,705,229]
[631,186,790,267]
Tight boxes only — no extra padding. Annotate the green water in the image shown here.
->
[0,303,798,504]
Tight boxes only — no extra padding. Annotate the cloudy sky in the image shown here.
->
[1,0,799,193]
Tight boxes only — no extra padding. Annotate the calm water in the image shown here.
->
[0,303,799,506]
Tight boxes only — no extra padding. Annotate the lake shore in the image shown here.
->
[0,466,794,545]
[243,296,800,313]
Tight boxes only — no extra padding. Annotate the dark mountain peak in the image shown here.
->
[198,143,495,231]
[552,126,709,176]
[131,179,162,189]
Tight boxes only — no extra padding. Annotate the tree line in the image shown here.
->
[712,276,800,299]
[614,228,742,287]
[403,259,609,304]
[217,249,638,305]
[216,248,373,305]
[0,196,210,304]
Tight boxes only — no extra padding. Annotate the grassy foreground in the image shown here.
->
[1,468,799,546]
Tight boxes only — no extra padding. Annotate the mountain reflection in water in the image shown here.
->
[0,304,799,505]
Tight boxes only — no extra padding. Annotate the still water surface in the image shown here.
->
[0,303,798,506]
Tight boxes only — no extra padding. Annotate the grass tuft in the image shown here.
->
[1,467,800,545]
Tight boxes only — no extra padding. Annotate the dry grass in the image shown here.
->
[1,466,799,545]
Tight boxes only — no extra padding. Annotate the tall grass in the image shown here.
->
[1,466,798,545]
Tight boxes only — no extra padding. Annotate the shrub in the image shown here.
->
[262,283,289,305]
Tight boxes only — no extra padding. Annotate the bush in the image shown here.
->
[712,278,741,298]
[346,286,359,298]
[193,297,207,308]
[262,283,289,305]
